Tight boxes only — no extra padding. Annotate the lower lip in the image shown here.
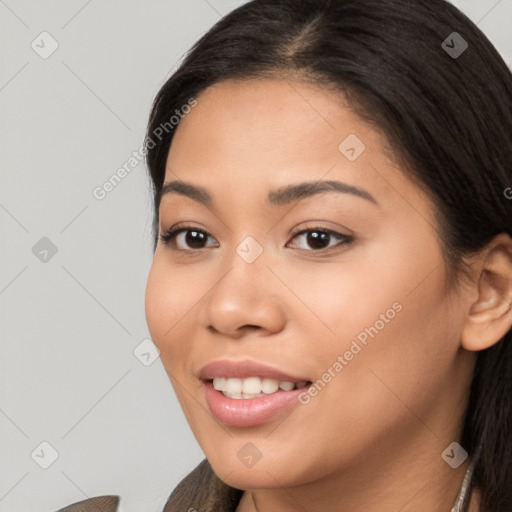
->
[202,380,310,427]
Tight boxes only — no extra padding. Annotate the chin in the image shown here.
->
[207,448,314,491]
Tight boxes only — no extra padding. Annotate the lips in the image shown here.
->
[198,359,311,383]
[202,380,311,427]
[197,360,313,426]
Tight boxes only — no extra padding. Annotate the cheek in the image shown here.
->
[327,266,458,428]
[145,259,167,343]
[276,232,433,361]
[144,257,194,365]
[291,229,458,409]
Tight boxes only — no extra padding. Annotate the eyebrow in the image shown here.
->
[159,179,378,209]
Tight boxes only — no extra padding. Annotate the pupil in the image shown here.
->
[186,230,206,248]
[308,231,329,249]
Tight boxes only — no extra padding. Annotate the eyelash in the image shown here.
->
[159,223,354,254]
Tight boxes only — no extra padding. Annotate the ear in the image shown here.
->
[461,232,512,351]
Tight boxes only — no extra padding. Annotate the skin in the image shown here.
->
[145,77,512,512]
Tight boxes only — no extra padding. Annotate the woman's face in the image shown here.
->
[145,78,475,491]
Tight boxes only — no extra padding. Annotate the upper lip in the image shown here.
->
[199,360,311,383]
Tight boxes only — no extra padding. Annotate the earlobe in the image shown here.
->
[461,233,512,352]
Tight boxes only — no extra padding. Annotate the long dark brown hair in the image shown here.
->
[144,1,512,510]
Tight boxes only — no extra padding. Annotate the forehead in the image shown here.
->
[167,79,373,176]
[163,78,431,221]
[169,78,365,159]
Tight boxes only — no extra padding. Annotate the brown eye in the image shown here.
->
[288,228,353,252]
[159,224,353,254]
[160,226,218,250]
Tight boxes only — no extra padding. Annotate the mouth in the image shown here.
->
[201,378,313,427]
[205,376,312,399]
[198,359,313,427]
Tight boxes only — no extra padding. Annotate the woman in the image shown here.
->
[57,0,512,510]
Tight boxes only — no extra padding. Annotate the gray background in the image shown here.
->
[1,1,510,511]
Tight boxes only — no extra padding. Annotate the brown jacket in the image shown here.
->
[56,458,244,512]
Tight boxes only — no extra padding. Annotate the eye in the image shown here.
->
[160,225,218,251]
[287,225,353,252]
[159,223,353,253]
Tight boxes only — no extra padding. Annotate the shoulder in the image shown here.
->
[53,459,243,512]
[55,495,120,512]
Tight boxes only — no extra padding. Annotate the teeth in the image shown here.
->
[226,378,242,394]
[212,376,305,397]
[242,376,261,394]
[261,378,279,394]
[213,378,226,391]
[279,381,295,391]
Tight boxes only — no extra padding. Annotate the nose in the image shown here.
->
[199,244,287,338]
